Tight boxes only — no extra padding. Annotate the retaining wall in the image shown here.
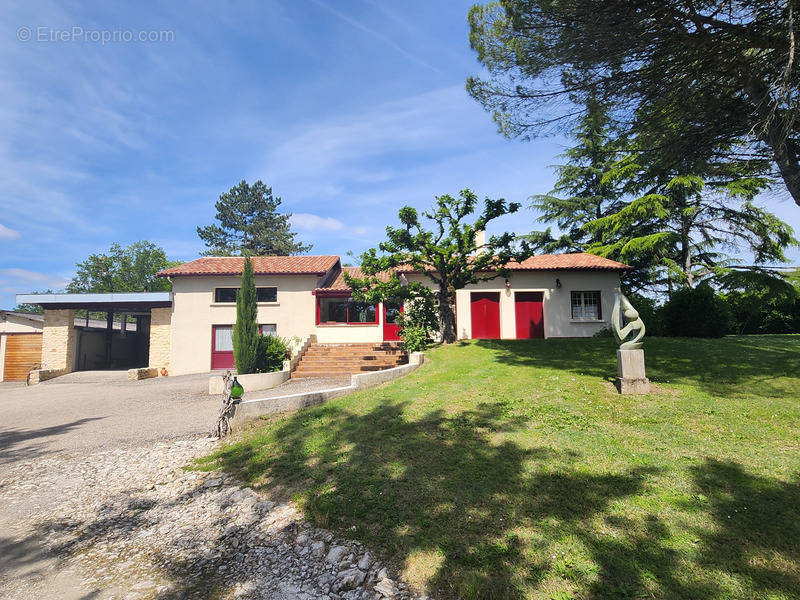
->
[230,352,425,427]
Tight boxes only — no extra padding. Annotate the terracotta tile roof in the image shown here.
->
[157,255,340,277]
[394,253,631,272]
[315,267,393,292]
[503,253,631,271]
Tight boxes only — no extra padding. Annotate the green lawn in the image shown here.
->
[196,336,800,600]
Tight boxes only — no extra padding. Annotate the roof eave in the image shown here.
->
[157,270,332,278]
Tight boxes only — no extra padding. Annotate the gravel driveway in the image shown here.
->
[0,372,426,600]
[0,371,219,462]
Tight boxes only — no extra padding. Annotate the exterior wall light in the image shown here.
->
[556,278,562,289]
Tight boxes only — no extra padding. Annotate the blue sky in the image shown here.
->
[1,1,799,309]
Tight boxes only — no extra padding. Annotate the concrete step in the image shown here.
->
[305,345,403,350]
[298,356,407,363]
[291,342,408,379]
[294,364,393,373]
[309,345,402,351]
[302,353,405,360]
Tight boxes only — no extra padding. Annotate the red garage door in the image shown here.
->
[470,292,501,339]
[515,292,544,339]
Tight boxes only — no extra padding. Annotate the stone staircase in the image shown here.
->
[291,342,407,379]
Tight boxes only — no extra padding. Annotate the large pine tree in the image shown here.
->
[533,100,796,292]
[198,180,311,256]
[530,100,658,291]
[467,0,800,208]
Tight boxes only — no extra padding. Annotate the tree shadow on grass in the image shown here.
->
[9,399,796,599]
[690,458,800,597]
[208,400,687,599]
[474,336,800,398]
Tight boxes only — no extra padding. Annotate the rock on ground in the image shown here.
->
[0,435,431,600]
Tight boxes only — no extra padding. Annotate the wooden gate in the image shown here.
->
[3,334,42,381]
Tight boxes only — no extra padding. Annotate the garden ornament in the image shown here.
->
[611,292,646,350]
[230,376,244,401]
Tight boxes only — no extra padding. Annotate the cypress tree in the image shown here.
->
[233,256,258,374]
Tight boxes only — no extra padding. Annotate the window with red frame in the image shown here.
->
[317,297,377,324]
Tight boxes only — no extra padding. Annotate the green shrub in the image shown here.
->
[400,325,430,353]
[592,326,613,338]
[626,292,666,336]
[724,288,800,334]
[254,334,288,373]
[663,283,730,337]
[397,295,440,353]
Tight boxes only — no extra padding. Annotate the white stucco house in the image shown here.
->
[16,252,630,379]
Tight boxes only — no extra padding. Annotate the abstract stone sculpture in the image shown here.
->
[611,292,646,349]
[612,292,650,394]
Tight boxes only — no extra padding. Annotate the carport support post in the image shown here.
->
[105,311,114,368]
[148,307,171,375]
[41,309,76,374]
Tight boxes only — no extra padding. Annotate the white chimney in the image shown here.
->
[474,230,486,255]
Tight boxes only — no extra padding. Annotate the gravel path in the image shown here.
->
[0,373,429,600]
[0,372,218,461]
[0,436,428,600]
[0,372,349,462]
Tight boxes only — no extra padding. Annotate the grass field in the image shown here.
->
[196,336,800,600]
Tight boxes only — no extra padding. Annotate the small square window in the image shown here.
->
[259,324,277,336]
[571,291,602,320]
[214,288,238,303]
[256,287,277,302]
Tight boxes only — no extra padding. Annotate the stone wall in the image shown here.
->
[41,309,75,373]
[149,307,171,373]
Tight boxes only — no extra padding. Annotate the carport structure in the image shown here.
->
[14,292,172,382]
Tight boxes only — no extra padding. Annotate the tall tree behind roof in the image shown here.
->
[67,241,177,293]
[467,0,800,208]
[197,180,311,256]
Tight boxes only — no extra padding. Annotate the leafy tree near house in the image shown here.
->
[197,180,311,256]
[14,300,46,314]
[467,1,800,208]
[529,98,657,291]
[584,162,796,291]
[347,189,531,343]
[531,97,796,293]
[529,97,624,253]
[233,256,259,374]
[67,241,178,293]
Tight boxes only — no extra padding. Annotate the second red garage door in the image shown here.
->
[515,291,544,339]
[470,292,501,339]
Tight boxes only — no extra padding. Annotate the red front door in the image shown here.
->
[211,325,235,370]
[515,292,544,339]
[470,292,501,339]
[383,301,403,341]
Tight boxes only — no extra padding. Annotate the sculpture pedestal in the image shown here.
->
[616,349,650,394]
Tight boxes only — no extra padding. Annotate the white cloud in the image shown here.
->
[0,224,20,240]
[0,268,68,292]
[291,213,368,237]
[291,213,344,232]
